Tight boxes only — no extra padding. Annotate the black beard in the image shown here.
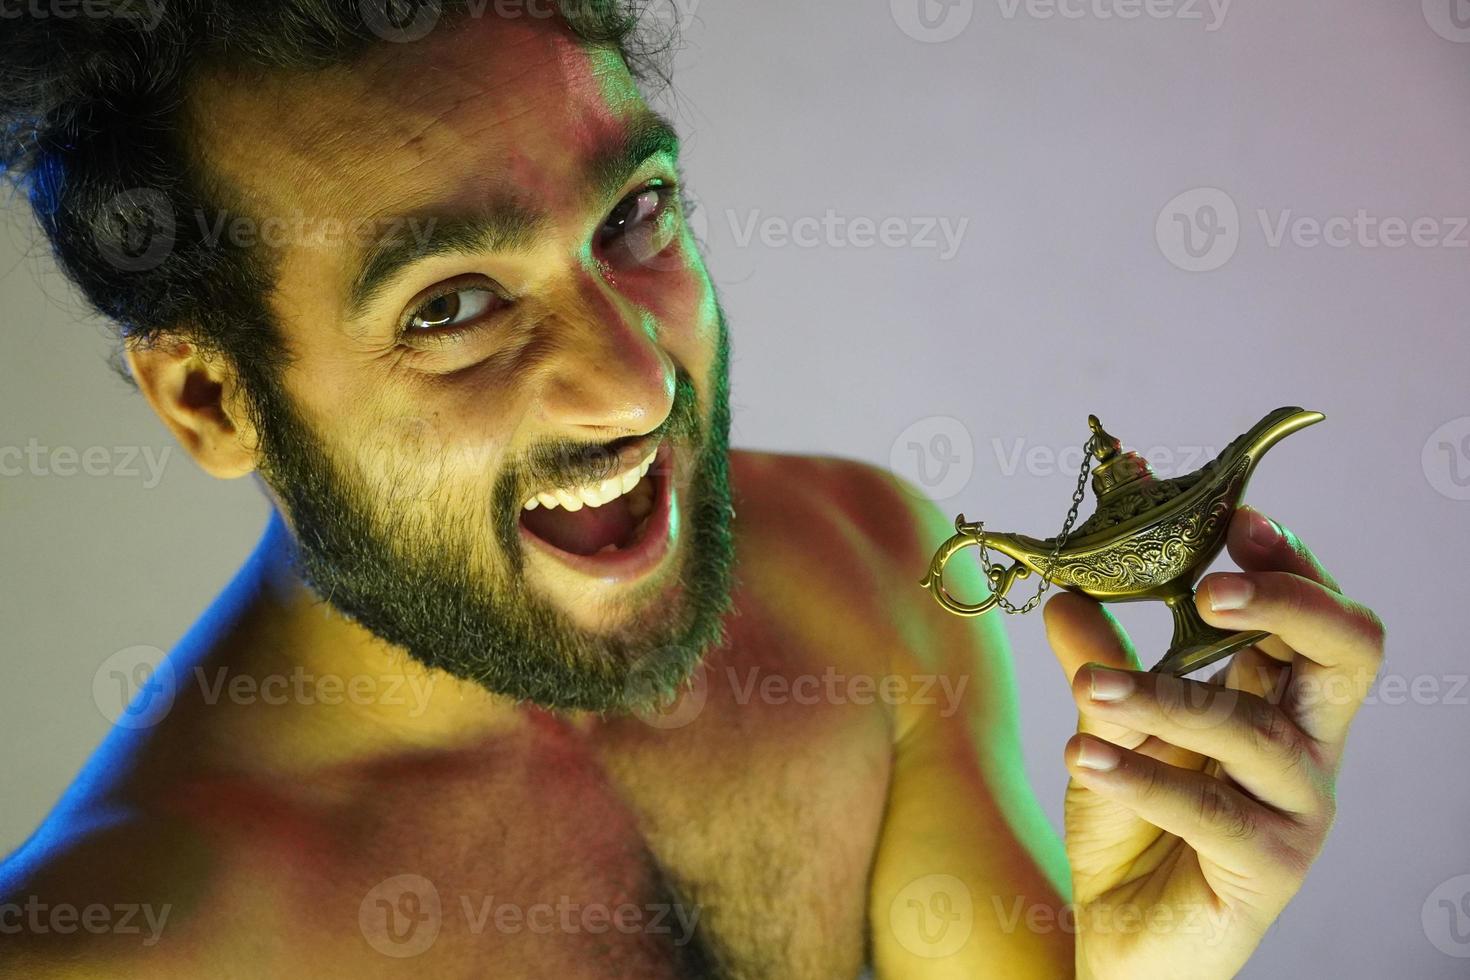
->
[245,314,737,714]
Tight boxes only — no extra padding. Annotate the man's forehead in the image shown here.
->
[187,13,643,224]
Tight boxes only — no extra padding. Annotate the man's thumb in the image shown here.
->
[1043,591,1144,742]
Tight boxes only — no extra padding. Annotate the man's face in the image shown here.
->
[189,11,735,712]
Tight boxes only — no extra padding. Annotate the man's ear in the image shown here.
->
[125,336,259,479]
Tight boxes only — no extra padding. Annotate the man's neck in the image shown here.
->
[190,510,571,772]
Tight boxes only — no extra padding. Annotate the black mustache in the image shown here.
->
[517,375,701,494]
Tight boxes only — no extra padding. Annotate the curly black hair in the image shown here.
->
[0,0,677,406]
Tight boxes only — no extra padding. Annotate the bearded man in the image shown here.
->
[0,3,1385,977]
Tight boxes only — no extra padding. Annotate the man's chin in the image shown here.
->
[523,540,692,639]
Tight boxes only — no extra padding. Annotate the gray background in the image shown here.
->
[2,1,1467,976]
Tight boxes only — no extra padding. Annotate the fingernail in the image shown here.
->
[1247,509,1282,547]
[1076,738,1120,771]
[1207,574,1255,612]
[1088,665,1134,702]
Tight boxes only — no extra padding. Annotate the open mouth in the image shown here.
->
[517,440,676,580]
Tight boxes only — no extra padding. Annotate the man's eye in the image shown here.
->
[601,182,680,258]
[402,284,504,337]
[605,186,663,234]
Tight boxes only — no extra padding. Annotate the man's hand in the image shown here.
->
[1044,505,1386,980]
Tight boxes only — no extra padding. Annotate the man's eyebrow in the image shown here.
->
[342,110,682,327]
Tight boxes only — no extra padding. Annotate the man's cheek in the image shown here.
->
[351,413,450,487]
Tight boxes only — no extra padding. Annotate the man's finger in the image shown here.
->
[1044,593,1191,762]
[1226,506,1340,593]
[1196,569,1386,746]
[1071,665,1324,813]
[1064,733,1304,887]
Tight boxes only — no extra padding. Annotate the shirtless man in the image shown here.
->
[0,2,1385,977]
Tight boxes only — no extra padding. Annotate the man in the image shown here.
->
[0,2,1385,977]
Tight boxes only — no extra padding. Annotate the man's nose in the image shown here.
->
[537,265,675,435]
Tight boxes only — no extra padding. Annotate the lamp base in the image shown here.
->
[1149,628,1271,677]
[1148,589,1269,676]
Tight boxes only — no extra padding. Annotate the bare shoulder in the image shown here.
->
[726,449,982,671]
[727,447,1010,704]
[0,804,208,978]
[728,448,944,569]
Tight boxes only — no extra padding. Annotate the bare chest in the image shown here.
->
[175,662,892,979]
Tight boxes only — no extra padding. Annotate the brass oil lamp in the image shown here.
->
[919,407,1325,676]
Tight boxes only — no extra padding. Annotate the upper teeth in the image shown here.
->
[522,447,657,511]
